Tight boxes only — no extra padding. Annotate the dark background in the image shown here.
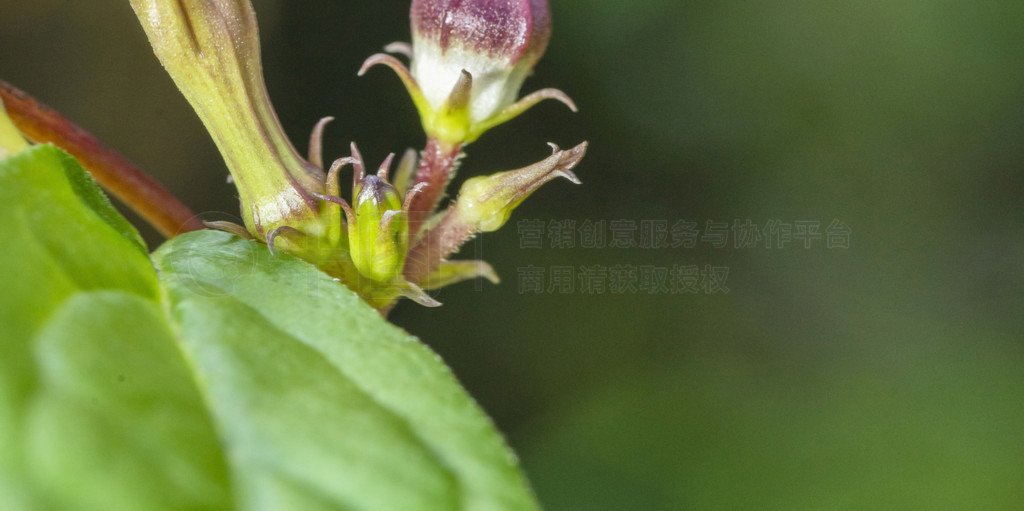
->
[3,0,1023,508]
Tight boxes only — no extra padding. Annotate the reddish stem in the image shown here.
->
[403,208,475,286]
[407,136,461,238]
[1,80,204,238]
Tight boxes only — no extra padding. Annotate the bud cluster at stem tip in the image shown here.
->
[128,0,587,312]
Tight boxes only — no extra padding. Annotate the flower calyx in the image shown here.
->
[314,148,424,284]
[275,142,439,309]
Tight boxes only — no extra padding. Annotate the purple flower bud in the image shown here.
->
[411,0,551,63]
[360,0,574,145]
[410,0,553,128]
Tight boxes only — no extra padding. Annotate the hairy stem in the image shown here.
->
[407,137,461,238]
[0,80,203,238]
[403,208,475,286]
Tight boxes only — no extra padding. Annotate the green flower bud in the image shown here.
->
[348,175,410,282]
[129,0,323,238]
[455,142,586,232]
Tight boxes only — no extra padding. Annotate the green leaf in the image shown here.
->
[0,144,158,457]
[26,291,230,510]
[0,145,223,509]
[1,144,538,509]
[153,229,539,511]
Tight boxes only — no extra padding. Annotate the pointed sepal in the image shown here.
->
[421,260,500,290]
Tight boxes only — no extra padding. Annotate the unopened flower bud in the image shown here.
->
[348,175,410,282]
[411,0,550,124]
[360,0,575,146]
[456,142,586,232]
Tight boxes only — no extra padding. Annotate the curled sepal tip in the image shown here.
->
[307,116,334,170]
[468,88,577,142]
[383,41,413,58]
[204,220,254,240]
[266,225,304,256]
[359,54,430,121]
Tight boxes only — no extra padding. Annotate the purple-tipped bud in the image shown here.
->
[411,0,551,63]
[410,0,552,127]
[349,175,410,282]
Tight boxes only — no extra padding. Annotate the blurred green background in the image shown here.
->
[3,0,1023,508]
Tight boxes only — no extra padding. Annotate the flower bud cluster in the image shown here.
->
[130,0,587,311]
